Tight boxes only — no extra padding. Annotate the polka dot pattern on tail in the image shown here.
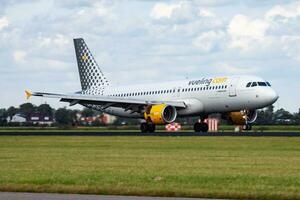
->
[74,38,109,95]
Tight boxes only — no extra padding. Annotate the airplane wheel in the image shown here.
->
[140,123,148,133]
[140,122,156,133]
[194,122,202,132]
[201,123,209,132]
[247,124,252,131]
[148,123,156,133]
[194,122,208,132]
[243,124,252,131]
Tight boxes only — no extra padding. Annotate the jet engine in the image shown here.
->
[144,104,177,124]
[227,110,257,125]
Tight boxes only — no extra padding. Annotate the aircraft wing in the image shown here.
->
[26,91,187,109]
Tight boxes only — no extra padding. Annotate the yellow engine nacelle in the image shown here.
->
[144,104,177,125]
[227,110,258,125]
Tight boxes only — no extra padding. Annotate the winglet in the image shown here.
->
[25,90,32,100]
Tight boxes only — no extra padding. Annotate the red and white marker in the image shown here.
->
[165,123,182,132]
[203,118,219,132]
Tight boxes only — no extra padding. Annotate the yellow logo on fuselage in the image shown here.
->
[212,77,228,84]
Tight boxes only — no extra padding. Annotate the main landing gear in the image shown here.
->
[140,122,156,133]
[194,116,209,133]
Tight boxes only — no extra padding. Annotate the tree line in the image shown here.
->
[0,103,107,127]
[0,103,299,126]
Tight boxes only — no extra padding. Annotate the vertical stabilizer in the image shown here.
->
[74,38,109,94]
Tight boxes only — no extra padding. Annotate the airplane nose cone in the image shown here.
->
[266,89,279,104]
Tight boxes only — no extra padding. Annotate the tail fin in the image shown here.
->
[73,38,109,91]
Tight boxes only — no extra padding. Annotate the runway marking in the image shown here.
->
[0,192,225,200]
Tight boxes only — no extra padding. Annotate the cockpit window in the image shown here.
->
[249,81,271,87]
[251,82,257,87]
[258,82,267,86]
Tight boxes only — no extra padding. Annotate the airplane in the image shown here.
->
[25,38,279,133]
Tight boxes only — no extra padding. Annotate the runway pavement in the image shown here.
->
[0,131,299,136]
[0,192,224,200]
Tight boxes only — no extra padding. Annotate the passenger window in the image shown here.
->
[246,82,251,87]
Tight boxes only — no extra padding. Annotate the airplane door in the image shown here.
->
[229,77,239,97]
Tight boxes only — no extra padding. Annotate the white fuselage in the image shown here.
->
[98,75,278,118]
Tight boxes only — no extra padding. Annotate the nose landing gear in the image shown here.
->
[243,124,252,131]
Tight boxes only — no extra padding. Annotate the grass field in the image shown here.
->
[0,136,299,199]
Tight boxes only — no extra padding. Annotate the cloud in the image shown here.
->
[193,30,225,53]
[265,2,300,37]
[150,2,181,19]
[0,16,9,30]
[265,2,300,20]
[213,62,259,74]
[13,50,26,63]
[199,9,215,17]
[150,1,202,24]
[281,36,300,62]
[227,14,269,49]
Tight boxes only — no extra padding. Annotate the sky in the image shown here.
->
[0,0,299,112]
